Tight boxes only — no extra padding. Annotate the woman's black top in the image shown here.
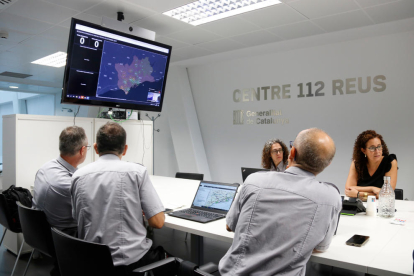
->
[357,154,397,188]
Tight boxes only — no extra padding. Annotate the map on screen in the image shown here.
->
[96,41,168,104]
[193,183,237,211]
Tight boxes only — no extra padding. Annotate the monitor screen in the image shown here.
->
[61,18,172,112]
[192,182,238,212]
[241,167,269,182]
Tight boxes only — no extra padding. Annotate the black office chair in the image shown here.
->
[0,194,24,276]
[52,227,175,276]
[175,172,204,241]
[17,202,56,276]
[51,227,117,276]
[395,189,403,200]
[134,257,217,276]
[175,172,204,181]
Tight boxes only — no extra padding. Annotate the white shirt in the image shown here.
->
[71,154,164,266]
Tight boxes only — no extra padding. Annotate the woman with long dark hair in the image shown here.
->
[345,130,397,200]
[261,139,289,172]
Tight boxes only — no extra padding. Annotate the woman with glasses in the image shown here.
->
[261,139,289,172]
[345,130,398,200]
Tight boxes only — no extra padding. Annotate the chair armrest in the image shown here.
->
[198,262,218,273]
[132,257,177,273]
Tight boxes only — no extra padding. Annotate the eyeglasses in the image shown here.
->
[290,141,294,149]
[84,145,91,151]
[367,145,382,152]
[271,149,283,154]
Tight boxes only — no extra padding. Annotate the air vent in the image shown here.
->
[0,71,33,78]
[0,0,13,10]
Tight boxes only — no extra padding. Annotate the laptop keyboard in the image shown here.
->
[177,209,225,219]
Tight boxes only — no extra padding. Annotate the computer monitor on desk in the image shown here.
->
[241,167,269,182]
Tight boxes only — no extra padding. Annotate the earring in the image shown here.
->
[365,154,366,158]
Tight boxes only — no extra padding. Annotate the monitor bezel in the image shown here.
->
[61,18,172,112]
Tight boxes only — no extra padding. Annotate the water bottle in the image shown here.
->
[378,176,395,218]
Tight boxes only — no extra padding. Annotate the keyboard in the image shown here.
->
[177,208,224,219]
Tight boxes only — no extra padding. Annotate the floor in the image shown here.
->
[0,225,366,276]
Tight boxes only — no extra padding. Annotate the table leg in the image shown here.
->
[190,234,204,265]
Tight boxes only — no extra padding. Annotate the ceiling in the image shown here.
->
[0,0,413,92]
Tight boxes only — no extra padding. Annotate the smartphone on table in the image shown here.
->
[346,235,370,247]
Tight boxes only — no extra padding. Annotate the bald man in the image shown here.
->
[219,128,341,276]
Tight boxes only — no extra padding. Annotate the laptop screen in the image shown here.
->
[241,167,269,182]
[192,182,238,212]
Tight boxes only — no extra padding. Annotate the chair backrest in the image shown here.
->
[395,189,403,200]
[0,194,17,232]
[51,227,115,276]
[16,202,55,258]
[175,172,204,181]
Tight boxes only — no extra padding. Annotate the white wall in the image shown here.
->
[26,94,55,115]
[0,102,13,164]
[185,26,414,198]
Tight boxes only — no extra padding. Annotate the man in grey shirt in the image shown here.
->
[33,126,88,236]
[219,128,341,276]
[71,122,166,275]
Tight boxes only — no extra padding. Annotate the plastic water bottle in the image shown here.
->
[378,176,395,218]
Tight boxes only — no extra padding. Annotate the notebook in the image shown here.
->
[241,167,269,182]
[168,181,239,223]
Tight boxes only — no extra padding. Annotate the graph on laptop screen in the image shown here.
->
[192,183,237,211]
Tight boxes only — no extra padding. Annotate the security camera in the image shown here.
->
[0,31,8,39]
[129,26,133,32]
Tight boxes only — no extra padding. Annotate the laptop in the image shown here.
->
[241,167,269,182]
[168,181,240,223]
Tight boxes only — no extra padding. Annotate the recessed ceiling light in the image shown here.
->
[31,51,67,68]
[9,86,19,89]
[163,0,282,26]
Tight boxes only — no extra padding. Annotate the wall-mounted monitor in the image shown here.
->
[61,18,172,112]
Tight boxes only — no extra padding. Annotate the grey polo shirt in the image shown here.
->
[32,156,77,230]
[71,154,164,267]
[219,166,341,276]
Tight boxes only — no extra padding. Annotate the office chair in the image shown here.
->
[52,227,177,276]
[17,202,56,276]
[134,257,217,276]
[175,172,204,181]
[51,227,117,276]
[175,172,204,241]
[0,194,24,276]
[394,189,403,200]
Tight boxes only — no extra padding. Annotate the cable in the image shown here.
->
[96,107,102,118]
[73,106,80,125]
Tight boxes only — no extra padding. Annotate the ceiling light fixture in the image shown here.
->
[9,86,19,89]
[163,0,282,26]
[31,51,67,68]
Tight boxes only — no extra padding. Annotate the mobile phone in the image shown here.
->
[345,235,370,247]
[289,141,294,149]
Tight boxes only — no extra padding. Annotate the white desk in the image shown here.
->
[150,175,414,275]
[367,201,414,276]
[150,175,233,243]
[150,175,233,264]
